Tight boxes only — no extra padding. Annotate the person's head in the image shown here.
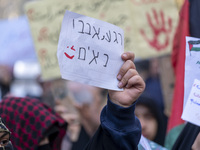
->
[66,81,107,136]
[135,104,158,141]
[0,96,67,150]
[0,65,12,99]
[135,95,166,145]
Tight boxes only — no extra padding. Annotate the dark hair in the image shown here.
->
[136,94,167,146]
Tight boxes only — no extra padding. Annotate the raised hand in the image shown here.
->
[108,52,145,107]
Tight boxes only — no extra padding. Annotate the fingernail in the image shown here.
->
[117,74,122,80]
[118,82,123,88]
[122,53,127,58]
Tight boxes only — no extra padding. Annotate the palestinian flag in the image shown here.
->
[188,40,200,52]
[164,0,189,149]
[165,0,200,149]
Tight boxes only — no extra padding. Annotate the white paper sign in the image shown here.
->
[184,36,200,107]
[57,10,124,91]
[182,79,200,126]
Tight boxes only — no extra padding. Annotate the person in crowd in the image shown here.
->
[57,51,145,150]
[0,65,12,100]
[0,118,14,150]
[0,96,67,150]
[38,79,56,108]
[67,81,107,138]
[144,58,165,113]
[135,94,166,146]
[0,51,145,150]
[135,59,167,122]
[135,58,168,145]
[83,51,145,149]
[56,81,107,150]
[50,79,81,150]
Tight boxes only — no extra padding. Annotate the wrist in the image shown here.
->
[108,94,135,108]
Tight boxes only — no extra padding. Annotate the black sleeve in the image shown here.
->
[172,122,200,150]
[84,97,141,150]
[84,125,120,150]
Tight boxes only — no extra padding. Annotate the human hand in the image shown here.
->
[54,103,81,142]
[108,52,145,107]
[72,86,105,137]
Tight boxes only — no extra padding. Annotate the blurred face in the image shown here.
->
[0,132,9,147]
[135,105,158,141]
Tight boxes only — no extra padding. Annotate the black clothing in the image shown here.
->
[172,122,200,150]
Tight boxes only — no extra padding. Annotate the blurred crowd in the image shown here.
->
[2,0,200,150]
[0,56,169,149]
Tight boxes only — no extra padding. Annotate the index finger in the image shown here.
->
[121,52,135,61]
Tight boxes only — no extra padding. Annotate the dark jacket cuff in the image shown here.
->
[101,95,140,132]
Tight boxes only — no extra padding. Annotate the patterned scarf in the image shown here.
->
[0,96,67,150]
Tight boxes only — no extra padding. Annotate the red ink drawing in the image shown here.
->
[27,9,34,20]
[64,52,74,59]
[100,13,105,19]
[71,46,75,51]
[64,45,76,59]
[38,27,49,42]
[39,48,47,65]
[125,26,132,32]
[140,8,172,51]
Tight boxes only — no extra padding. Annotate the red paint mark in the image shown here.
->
[100,13,105,19]
[27,9,34,20]
[38,27,48,42]
[140,8,172,51]
[64,52,74,59]
[125,26,131,32]
[39,48,47,65]
[39,49,47,57]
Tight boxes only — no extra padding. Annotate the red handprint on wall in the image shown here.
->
[140,8,172,51]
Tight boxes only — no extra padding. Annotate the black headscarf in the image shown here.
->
[136,95,167,146]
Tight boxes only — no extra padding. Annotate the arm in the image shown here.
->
[84,52,145,150]
[100,96,141,150]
